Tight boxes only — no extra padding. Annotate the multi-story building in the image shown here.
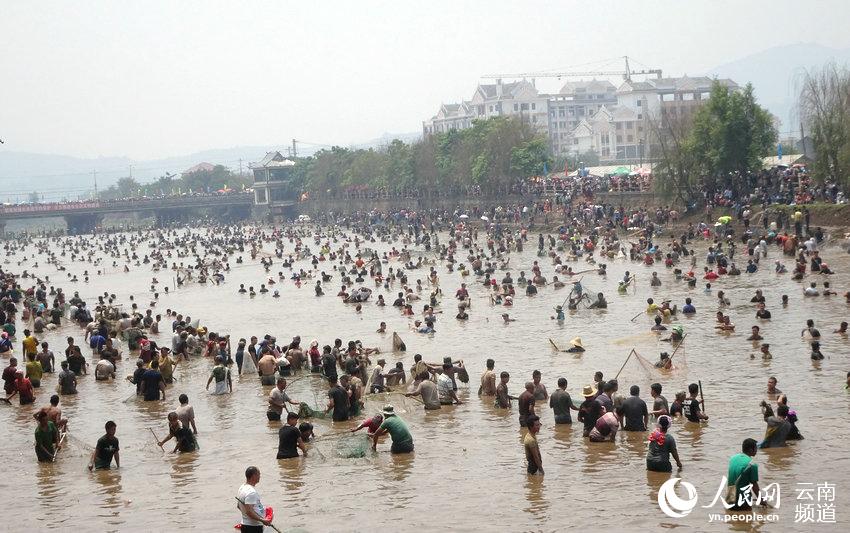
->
[547,80,618,157]
[250,151,299,217]
[423,75,738,164]
[422,79,549,136]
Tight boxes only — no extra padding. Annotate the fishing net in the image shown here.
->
[332,434,371,459]
[297,402,327,419]
[633,346,687,376]
[362,392,419,414]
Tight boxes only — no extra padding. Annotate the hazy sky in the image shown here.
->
[2,0,849,160]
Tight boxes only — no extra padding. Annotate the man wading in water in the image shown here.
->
[524,415,544,475]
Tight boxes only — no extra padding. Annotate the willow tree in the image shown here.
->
[647,109,699,207]
[798,63,850,187]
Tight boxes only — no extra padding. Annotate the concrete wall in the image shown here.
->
[298,195,534,216]
[295,191,669,216]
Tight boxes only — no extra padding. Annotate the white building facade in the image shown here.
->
[423,75,738,164]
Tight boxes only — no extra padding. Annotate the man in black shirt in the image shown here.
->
[127,359,146,395]
[682,383,708,422]
[320,346,337,381]
[326,376,350,421]
[277,412,307,459]
[578,385,601,437]
[67,346,87,375]
[618,385,649,431]
[89,420,119,470]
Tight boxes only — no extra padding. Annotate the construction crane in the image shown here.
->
[481,56,661,82]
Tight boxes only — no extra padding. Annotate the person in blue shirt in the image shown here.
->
[89,333,106,354]
[746,260,758,273]
[682,298,696,314]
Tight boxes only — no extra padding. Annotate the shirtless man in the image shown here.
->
[257,350,277,386]
[286,344,305,373]
[478,359,497,396]
[33,394,68,432]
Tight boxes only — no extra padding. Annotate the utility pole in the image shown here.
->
[129,165,133,180]
[238,158,243,177]
[292,139,297,158]
[93,169,98,198]
[800,122,806,158]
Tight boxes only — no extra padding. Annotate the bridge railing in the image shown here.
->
[0,193,253,215]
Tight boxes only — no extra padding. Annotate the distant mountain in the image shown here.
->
[0,146,284,203]
[707,42,850,131]
[352,131,422,149]
[0,131,422,203]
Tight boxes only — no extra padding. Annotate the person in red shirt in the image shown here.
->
[2,357,18,396]
[6,370,35,405]
[455,283,469,301]
[704,268,719,280]
[350,413,383,436]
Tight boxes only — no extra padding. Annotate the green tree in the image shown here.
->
[307,147,352,193]
[182,164,234,193]
[411,136,439,190]
[116,177,142,198]
[386,139,415,190]
[345,149,388,188]
[510,138,550,178]
[690,82,777,181]
[295,116,549,195]
[652,81,776,205]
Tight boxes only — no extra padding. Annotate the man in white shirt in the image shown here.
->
[176,393,198,434]
[437,364,461,406]
[237,466,272,532]
[267,378,299,421]
[804,283,820,297]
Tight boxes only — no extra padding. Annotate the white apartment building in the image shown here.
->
[422,79,549,136]
[423,75,738,163]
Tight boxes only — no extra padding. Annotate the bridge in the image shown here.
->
[0,193,255,234]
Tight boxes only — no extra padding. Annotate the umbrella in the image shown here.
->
[717,216,732,225]
[481,216,489,221]
[613,166,630,176]
[459,214,469,219]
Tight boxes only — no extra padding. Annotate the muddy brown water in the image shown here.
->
[2,227,849,532]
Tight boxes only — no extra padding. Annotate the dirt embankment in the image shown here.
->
[688,204,850,236]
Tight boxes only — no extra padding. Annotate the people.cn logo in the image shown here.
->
[658,478,699,518]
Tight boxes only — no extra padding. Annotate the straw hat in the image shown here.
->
[570,337,584,348]
[581,385,595,397]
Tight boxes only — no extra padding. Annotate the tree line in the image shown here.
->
[97,165,252,200]
[292,116,550,196]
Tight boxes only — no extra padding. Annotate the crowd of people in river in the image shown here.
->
[2,195,848,530]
